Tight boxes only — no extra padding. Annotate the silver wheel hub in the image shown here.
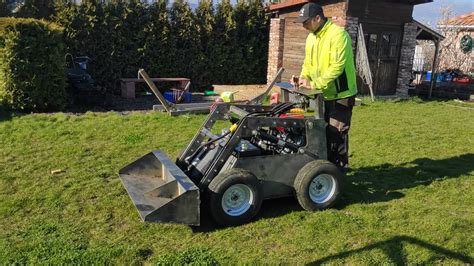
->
[222,184,254,216]
[309,174,336,204]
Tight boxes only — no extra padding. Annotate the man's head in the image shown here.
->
[295,3,326,32]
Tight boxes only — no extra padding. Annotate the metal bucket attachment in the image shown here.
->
[119,150,200,225]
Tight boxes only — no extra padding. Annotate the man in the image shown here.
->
[293,2,357,173]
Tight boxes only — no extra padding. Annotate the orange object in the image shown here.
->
[290,108,305,114]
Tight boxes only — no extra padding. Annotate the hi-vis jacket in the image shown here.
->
[300,20,357,101]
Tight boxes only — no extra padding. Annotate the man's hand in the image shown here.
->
[290,75,299,89]
[291,75,310,90]
[297,76,310,89]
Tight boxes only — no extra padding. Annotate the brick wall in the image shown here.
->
[267,18,285,84]
[396,22,417,97]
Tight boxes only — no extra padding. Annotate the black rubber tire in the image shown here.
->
[294,160,343,211]
[208,168,262,226]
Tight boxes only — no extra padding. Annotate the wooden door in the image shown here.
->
[361,25,402,95]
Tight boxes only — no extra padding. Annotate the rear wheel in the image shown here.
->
[294,160,343,211]
[208,169,262,226]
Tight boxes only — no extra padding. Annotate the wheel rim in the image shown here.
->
[309,174,336,204]
[221,184,254,216]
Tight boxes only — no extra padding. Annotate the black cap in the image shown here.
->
[295,3,324,23]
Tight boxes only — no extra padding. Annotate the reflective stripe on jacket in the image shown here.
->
[300,20,357,101]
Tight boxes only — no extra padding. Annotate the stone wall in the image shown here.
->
[396,22,417,97]
[344,16,359,51]
[267,18,285,84]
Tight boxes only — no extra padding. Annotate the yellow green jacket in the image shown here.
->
[300,20,357,100]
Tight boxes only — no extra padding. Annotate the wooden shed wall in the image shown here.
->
[281,17,309,80]
[347,0,414,25]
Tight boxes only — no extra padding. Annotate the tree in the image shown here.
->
[0,0,9,17]
[113,0,147,79]
[210,0,235,84]
[142,0,175,77]
[15,0,55,19]
[243,0,269,83]
[194,0,215,88]
[232,0,249,83]
[169,0,202,86]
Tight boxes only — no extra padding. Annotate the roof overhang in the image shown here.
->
[387,0,433,5]
[268,0,307,12]
[268,0,433,13]
[438,25,474,30]
[414,20,445,41]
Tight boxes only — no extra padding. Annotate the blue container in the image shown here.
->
[164,91,192,103]
[437,73,444,82]
[425,71,432,81]
[445,73,453,82]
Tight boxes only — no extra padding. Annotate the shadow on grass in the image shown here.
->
[192,153,474,232]
[192,197,303,233]
[309,235,473,265]
[0,104,11,121]
[342,153,474,206]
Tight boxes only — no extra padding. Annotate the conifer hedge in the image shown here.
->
[51,0,269,92]
[0,0,8,17]
[0,17,66,111]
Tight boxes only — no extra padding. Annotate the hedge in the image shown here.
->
[0,0,8,17]
[1,0,269,99]
[0,17,66,111]
[51,0,269,92]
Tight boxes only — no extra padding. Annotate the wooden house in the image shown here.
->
[266,0,434,96]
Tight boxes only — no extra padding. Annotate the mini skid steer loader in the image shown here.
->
[119,88,344,226]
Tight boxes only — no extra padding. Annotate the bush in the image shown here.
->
[52,0,269,92]
[0,17,66,111]
[15,0,55,20]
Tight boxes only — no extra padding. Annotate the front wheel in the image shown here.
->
[294,160,343,211]
[208,169,262,226]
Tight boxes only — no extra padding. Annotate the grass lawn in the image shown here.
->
[0,99,473,264]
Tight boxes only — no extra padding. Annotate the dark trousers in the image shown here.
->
[324,96,355,172]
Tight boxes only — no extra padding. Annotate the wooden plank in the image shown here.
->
[284,52,305,57]
[281,68,303,75]
[281,66,303,73]
[282,54,304,60]
[282,59,305,64]
[282,60,304,65]
[282,58,305,65]
[284,48,305,53]
[282,64,304,70]
[284,51,305,55]
[283,42,306,48]
[282,56,304,62]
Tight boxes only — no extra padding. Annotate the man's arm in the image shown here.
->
[313,30,350,89]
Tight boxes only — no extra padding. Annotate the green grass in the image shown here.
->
[1,99,473,264]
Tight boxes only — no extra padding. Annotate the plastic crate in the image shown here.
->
[164,91,192,103]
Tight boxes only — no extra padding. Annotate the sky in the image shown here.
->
[413,0,474,26]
